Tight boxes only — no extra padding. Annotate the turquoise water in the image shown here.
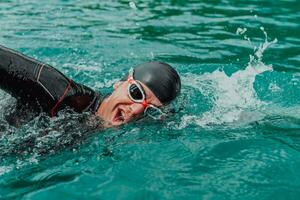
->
[0,0,300,199]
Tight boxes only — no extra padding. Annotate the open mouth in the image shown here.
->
[113,108,125,124]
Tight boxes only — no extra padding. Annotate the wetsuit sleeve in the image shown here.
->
[0,45,101,116]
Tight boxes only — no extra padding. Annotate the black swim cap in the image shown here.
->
[124,61,181,104]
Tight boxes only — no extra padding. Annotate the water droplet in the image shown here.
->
[236,27,247,35]
[129,2,137,9]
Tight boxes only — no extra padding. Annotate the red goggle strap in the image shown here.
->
[141,100,148,108]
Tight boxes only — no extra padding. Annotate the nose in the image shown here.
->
[128,103,145,117]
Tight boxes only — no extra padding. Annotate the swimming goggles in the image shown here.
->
[127,68,166,120]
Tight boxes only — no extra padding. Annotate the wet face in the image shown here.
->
[96,79,162,127]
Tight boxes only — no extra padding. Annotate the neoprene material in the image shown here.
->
[0,45,102,117]
[125,61,181,104]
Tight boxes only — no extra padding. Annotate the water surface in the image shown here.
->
[0,0,300,199]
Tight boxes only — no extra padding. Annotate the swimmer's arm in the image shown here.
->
[0,45,99,115]
[59,82,100,114]
[0,45,56,109]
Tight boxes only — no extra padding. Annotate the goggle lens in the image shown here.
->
[129,83,144,101]
[127,68,166,120]
[145,105,165,120]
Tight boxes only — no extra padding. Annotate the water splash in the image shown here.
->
[251,27,278,64]
[0,107,102,175]
[178,28,277,129]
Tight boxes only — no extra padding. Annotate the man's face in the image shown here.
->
[96,79,162,126]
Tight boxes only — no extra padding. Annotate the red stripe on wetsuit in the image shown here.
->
[34,64,42,80]
[50,81,72,117]
[33,63,72,117]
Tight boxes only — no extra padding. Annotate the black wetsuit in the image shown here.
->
[0,45,102,118]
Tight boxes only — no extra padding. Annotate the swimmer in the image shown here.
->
[0,45,181,127]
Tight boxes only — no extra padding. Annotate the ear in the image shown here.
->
[113,81,123,90]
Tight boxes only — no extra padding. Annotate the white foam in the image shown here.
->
[0,165,13,176]
[178,28,277,129]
